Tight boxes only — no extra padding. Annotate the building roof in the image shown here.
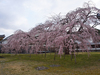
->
[0,35,5,38]
[0,35,5,41]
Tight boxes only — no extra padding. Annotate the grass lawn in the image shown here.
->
[0,52,100,75]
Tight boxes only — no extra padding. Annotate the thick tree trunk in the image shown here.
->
[64,47,69,55]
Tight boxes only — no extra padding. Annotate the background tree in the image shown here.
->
[1,30,34,55]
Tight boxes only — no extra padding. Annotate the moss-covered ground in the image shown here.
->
[0,52,100,75]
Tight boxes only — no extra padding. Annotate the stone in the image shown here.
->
[35,66,48,70]
[50,64,60,67]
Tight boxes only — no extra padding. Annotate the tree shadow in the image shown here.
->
[0,56,4,58]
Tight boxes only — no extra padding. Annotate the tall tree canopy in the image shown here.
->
[1,2,100,56]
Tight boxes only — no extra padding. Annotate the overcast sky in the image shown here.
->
[0,0,100,37]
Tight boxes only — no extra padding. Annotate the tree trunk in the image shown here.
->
[64,47,69,55]
[71,51,74,61]
[45,51,46,57]
[74,53,76,64]
[54,52,56,61]
[44,47,46,57]
[50,48,51,55]
[64,47,65,59]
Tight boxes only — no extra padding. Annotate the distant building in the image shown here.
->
[89,42,100,51]
[0,35,5,53]
[0,35,5,41]
[1,35,13,45]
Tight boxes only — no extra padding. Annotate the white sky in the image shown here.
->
[0,0,100,37]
